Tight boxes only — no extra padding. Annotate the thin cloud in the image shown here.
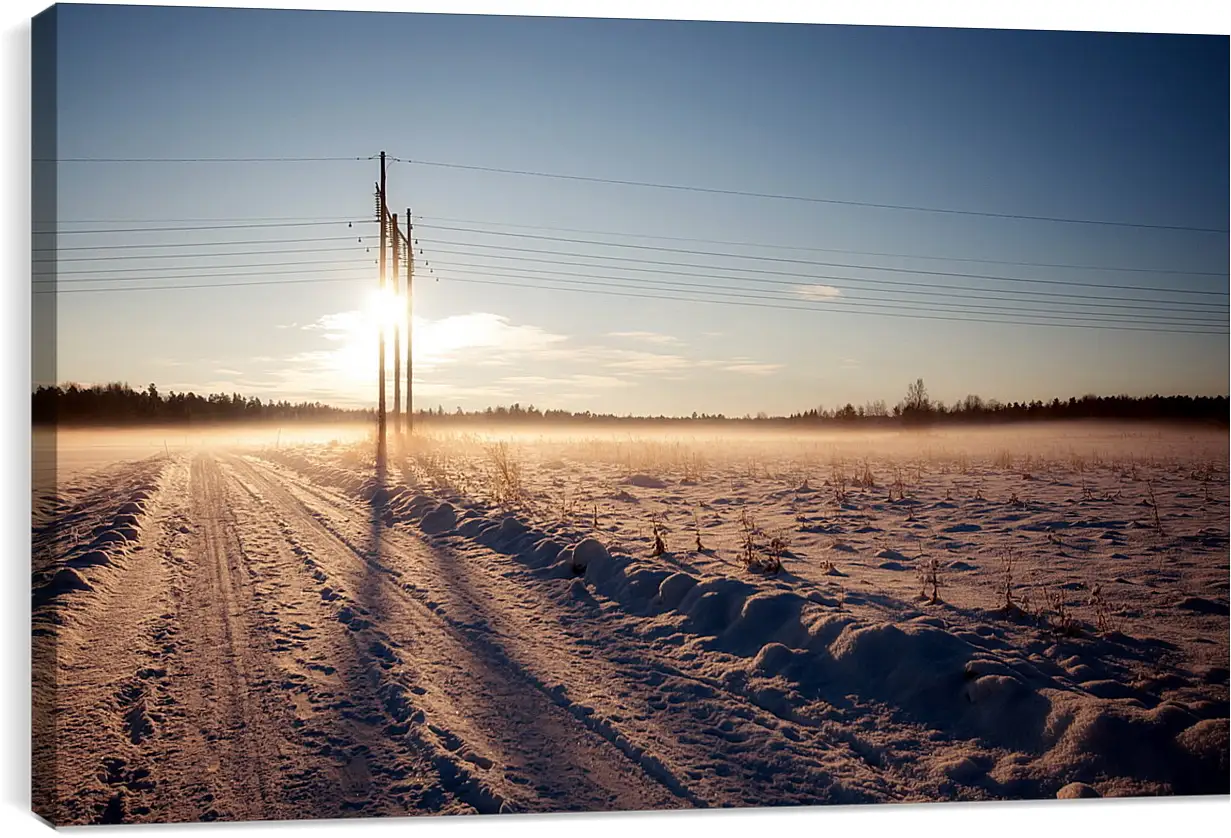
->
[570,374,632,389]
[606,330,683,346]
[603,350,692,374]
[724,363,783,376]
[793,284,844,301]
[501,373,632,390]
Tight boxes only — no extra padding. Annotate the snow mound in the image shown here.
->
[115,500,147,516]
[718,591,808,655]
[481,517,532,552]
[455,518,487,538]
[623,474,668,489]
[66,550,112,569]
[528,538,563,567]
[420,503,457,534]
[402,494,438,520]
[36,567,94,604]
[654,572,697,610]
[569,538,611,575]
[1175,718,1229,774]
[751,642,805,677]
[1040,699,1226,794]
[1175,596,1229,616]
[608,567,673,612]
[677,578,758,636]
[936,756,984,784]
[1056,782,1100,799]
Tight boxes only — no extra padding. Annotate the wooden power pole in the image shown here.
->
[376,151,387,464]
[406,208,414,436]
[391,213,401,436]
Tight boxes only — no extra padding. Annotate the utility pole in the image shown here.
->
[377,151,387,464]
[406,207,414,436]
[391,212,401,437]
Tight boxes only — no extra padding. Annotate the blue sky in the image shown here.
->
[41,4,1229,415]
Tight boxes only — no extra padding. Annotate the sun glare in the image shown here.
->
[324,298,518,393]
[363,288,405,332]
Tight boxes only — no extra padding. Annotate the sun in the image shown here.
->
[363,287,406,333]
[313,295,512,395]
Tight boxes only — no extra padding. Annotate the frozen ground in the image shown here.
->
[32,423,1229,824]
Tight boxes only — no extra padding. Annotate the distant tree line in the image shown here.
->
[32,383,373,426]
[407,379,1227,428]
[793,379,1228,427]
[33,379,1228,428]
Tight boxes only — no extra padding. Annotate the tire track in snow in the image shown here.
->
[243,454,903,806]
[223,464,483,817]
[159,454,295,822]
[226,455,687,814]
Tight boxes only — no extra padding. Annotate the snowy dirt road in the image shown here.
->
[32,438,1229,826]
[33,451,866,825]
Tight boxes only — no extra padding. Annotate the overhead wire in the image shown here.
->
[424,271,1228,336]
[415,216,1228,278]
[417,247,1226,313]
[389,157,1228,234]
[412,261,1226,329]
[415,226,1229,297]
[421,256,1226,318]
[40,154,1227,233]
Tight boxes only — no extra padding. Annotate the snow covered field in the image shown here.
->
[31,423,1229,824]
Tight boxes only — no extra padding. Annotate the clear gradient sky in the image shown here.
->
[39,4,1230,416]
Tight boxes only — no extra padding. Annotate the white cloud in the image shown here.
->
[724,363,783,376]
[793,284,844,301]
[502,375,556,386]
[570,374,632,389]
[604,350,692,373]
[606,330,683,346]
[500,373,632,390]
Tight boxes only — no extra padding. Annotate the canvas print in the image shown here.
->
[30,3,1229,827]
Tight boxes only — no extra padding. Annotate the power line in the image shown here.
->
[39,219,375,236]
[44,156,370,163]
[419,247,1226,311]
[43,154,1226,234]
[417,226,1229,297]
[51,215,365,225]
[416,262,1225,329]
[50,213,1222,278]
[43,257,374,279]
[416,236,1231,301]
[35,255,1227,336]
[34,274,376,295]
[392,158,1228,234]
[35,244,370,265]
[415,216,1228,278]
[41,266,373,286]
[34,234,367,253]
[38,247,1225,324]
[426,272,1228,337]
[423,256,1227,317]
